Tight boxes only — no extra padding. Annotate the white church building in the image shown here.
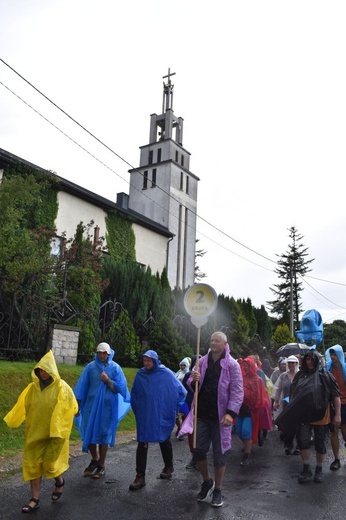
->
[0,70,199,289]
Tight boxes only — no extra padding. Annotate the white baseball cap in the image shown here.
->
[96,342,110,354]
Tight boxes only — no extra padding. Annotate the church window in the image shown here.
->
[149,150,153,165]
[143,171,148,189]
[175,150,179,162]
[186,175,189,194]
[152,168,156,187]
[180,171,184,190]
[157,148,162,163]
[181,155,184,166]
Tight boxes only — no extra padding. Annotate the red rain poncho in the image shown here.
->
[238,356,269,443]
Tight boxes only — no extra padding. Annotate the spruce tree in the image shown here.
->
[268,227,314,330]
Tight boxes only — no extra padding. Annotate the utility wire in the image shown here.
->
[1,58,344,312]
[0,77,274,276]
[0,57,276,265]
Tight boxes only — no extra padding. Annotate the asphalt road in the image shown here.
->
[1,429,346,520]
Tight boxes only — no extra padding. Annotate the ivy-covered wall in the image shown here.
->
[105,210,136,262]
[4,163,59,230]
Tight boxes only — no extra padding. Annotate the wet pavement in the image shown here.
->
[1,429,346,520]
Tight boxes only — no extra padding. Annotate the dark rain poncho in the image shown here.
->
[275,349,339,437]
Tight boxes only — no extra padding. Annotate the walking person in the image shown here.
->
[275,349,341,484]
[178,331,244,508]
[273,355,300,455]
[236,356,269,466]
[175,356,191,439]
[74,342,130,479]
[182,354,201,469]
[3,350,78,514]
[129,350,187,490]
[325,344,346,470]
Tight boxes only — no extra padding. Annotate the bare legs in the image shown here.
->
[88,443,108,466]
[196,459,225,488]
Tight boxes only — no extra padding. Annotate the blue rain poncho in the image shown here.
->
[131,350,187,442]
[3,350,78,481]
[74,348,130,452]
[325,344,346,381]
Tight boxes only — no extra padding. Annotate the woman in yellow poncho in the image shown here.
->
[3,350,78,514]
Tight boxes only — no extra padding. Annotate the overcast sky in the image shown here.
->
[1,0,346,327]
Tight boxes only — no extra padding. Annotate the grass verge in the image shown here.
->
[0,361,137,459]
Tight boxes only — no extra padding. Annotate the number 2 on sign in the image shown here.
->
[196,291,204,303]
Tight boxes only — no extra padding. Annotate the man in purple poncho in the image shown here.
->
[129,350,187,490]
[74,342,130,479]
[178,331,244,508]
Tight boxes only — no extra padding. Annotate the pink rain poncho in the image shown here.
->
[3,350,78,481]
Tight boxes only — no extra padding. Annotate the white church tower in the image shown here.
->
[128,69,199,289]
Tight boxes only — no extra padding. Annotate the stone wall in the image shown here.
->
[52,324,79,365]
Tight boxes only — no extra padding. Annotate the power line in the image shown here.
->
[1,77,274,275]
[1,58,344,315]
[0,57,276,265]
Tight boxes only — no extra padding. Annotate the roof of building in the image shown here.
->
[0,148,173,238]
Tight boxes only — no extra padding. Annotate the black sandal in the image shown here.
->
[51,477,65,502]
[21,497,40,513]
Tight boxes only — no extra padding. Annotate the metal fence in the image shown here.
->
[0,291,223,363]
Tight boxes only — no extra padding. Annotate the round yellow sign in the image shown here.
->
[184,284,218,327]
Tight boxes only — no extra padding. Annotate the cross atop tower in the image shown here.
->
[162,68,176,112]
[162,67,176,84]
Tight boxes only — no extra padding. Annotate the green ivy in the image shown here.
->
[105,210,136,262]
[4,163,59,229]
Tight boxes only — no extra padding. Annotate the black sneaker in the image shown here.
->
[330,459,341,471]
[240,455,250,466]
[314,467,323,483]
[185,458,197,470]
[197,478,214,502]
[83,459,99,477]
[92,465,105,479]
[211,488,223,507]
[298,465,312,483]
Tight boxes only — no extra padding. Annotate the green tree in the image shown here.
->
[271,323,294,351]
[194,239,207,281]
[0,171,58,293]
[268,227,314,331]
[253,305,273,349]
[323,320,346,350]
[102,257,175,325]
[59,221,105,313]
[148,315,193,370]
[104,309,141,366]
[238,298,257,339]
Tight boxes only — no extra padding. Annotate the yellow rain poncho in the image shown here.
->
[3,350,78,481]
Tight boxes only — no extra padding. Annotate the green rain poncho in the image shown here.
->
[3,350,78,481]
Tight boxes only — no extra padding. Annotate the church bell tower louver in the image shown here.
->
[128,69,199,289]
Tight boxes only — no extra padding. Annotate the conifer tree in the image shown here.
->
[268,227,313,330]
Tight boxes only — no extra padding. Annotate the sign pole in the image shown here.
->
[192,326,200,449]
[183,284,218,450]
